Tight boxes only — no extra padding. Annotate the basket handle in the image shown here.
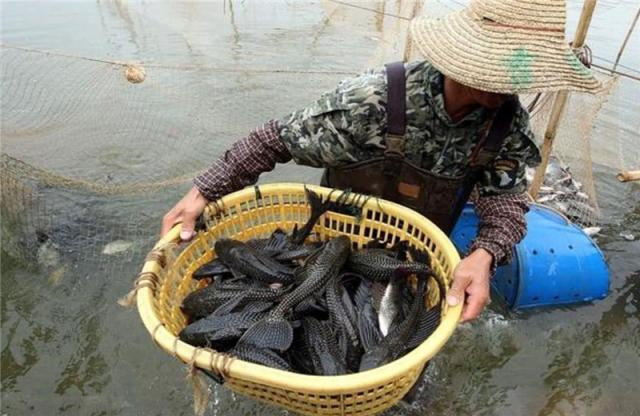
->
[156,223,183,248]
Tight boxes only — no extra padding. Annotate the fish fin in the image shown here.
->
[358,351,380,372]
[192,259,230,280]
[353,281,370,310]
[212,296,244,316]
[358,305,382,351]
[231,344,291,371]
[391,240,410,260]
[243,301,273,314]
[290,187,332,245]
[364,239,386,249]
[239,319,293,352]
[265,228,289,251]
[408,246,431,265]
[206,327,244,344]
[228,267,246,280]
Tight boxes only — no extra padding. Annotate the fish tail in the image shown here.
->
[291,187,331,245]
[239,319,294,352]
[358,352,379,372]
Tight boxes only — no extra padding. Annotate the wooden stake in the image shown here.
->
[617,170,640,182]
[529,0,598,198]
[403,0,424,62]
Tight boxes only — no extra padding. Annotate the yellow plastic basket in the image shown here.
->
[135,183,461,415]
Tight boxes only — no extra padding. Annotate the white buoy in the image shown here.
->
[124,64,146,84]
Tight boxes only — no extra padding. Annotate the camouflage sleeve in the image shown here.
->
[277,68,388,168]
[477,105,541,196]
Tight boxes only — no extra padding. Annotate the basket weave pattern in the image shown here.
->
[136,184,461,416]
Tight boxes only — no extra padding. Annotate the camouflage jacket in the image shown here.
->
[278,60,541,196]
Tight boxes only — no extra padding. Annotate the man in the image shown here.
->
[161,0,601,322]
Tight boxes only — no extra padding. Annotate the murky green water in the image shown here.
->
[2,1,639,415]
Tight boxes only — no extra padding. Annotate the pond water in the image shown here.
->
[1,1,638,415]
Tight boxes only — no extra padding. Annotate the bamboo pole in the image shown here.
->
[613,7,640,72]
[402,0,424,62]
[617,170,640,182]
[529,0,598,198]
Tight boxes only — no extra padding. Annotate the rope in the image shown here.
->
[326,0,411,21]
[187,349,210,416]
[117,271,159,307]
[145,248,167,268]
[1,153,193,196]
[0,44,358,76]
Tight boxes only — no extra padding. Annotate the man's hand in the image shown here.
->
[161,186,208,240]
[446,248,493,323]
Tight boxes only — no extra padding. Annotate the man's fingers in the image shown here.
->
[447,272,471,307]
[460,292,489,322]
[161,211,179,237]
[179,209,198,241]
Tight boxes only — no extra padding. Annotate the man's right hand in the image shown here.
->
[161,186,208,240]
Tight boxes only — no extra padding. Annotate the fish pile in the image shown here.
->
[527,156,597,227]
[178,189,443,375]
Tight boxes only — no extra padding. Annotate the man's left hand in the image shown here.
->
[446,248,493,323]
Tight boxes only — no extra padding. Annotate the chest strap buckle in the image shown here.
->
[383,134,405,177]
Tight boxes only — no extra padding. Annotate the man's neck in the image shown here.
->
[443,76,479,123]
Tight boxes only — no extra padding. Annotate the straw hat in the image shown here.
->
[409,0,602,94]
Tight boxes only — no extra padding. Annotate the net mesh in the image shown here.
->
[0,0,633,275]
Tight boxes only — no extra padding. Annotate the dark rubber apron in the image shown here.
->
[321,62,517,234]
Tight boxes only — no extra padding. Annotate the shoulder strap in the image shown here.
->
[383,62,406,177]
[447,97,518,234]
[385,62,406,138]
[471,97,519,168]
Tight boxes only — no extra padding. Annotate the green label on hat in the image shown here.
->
[505,48,534,89]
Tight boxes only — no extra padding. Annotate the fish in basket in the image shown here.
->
[132,183,461,416]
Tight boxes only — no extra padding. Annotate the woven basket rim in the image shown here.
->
[136,183,462,393]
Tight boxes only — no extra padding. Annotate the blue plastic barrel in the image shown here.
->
[450,203,609,309]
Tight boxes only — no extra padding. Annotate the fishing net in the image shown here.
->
[0,0,634,277]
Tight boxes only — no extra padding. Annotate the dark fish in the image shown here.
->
[274,244,320,262]
[377,250,413,334]
[215,239,296,283]
[347,249,432,281]
[179,299,273,347]
[353,280,382,352]
[405,277,444,350]
[289,187,341,246]
[247,228,321,262]
[359,277,428,371]
[230,343,291,371]
[293,293,328,320]
[326,273,361,370]
[238,236,351,351]
[287,327,315,374]
[406,303,442,350]
[246,228,290,254]
[180,284,286,320]
[192,259,231,280]
[178,309,268,348]
[300,317,348,375]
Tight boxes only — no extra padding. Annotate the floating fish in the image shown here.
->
[102,240,133,255]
